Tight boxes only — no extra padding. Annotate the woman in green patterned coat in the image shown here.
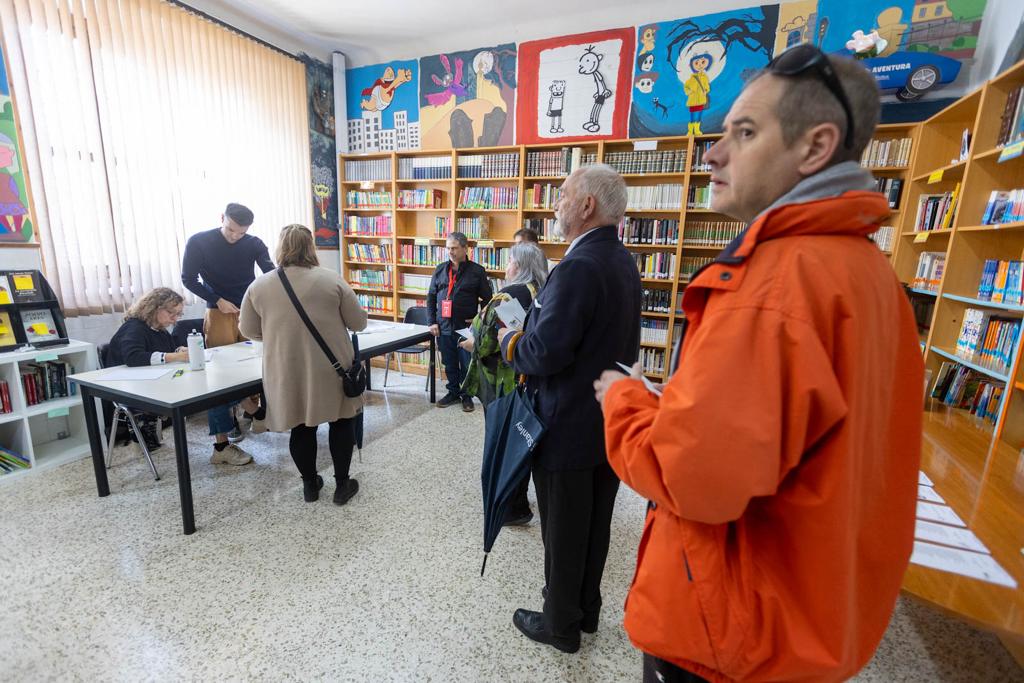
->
[460,240,548,524]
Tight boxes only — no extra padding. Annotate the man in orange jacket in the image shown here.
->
[594,46,923,682]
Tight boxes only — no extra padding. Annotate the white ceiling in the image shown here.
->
[186,0,758,66]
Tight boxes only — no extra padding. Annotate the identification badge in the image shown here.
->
[441,299,453,318]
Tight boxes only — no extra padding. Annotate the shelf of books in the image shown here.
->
[900,58,1024,641]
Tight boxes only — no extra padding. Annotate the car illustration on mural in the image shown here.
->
[858,51,963,101]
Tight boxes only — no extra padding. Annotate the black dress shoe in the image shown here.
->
[539,587,598,634]
[503,510,533,526]
[303,475,324,502]
[461,396,475,412]
[334,478,359,506]
[513,608,580,653]
[437,393,460,408]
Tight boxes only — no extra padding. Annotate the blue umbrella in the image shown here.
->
[480,384,545,575]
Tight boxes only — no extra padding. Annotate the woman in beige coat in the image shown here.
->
[239,225,368,504]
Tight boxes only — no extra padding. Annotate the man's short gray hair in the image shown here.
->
[571,163,628,226]
[752,54,880,165]
[446,231,468,248]
[507,242,548,288]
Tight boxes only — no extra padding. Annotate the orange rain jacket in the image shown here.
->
[603,191,923,682]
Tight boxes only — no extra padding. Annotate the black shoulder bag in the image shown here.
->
[278,268,366,398]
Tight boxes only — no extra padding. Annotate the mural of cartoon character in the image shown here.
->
[683,52,714,135]
[579,46,613,133]
[0,133,28,236]
[360,66,413,112]
[638,52,656,73]
[312,84,335,137]
[652,96,671,118]
[639,25,658,55]
[425,54,468,107]
[547,80,566,133]
[634,73,659,95]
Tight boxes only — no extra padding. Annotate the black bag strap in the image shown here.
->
[278,268,356,377]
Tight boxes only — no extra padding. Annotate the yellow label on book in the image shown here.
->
[476,240,494,248]
[47,406,69,418]
[34,352,58,362]
[914,232,929,243]
[927,169,944,184]
[998,140,1024,163]
[0,290,10,305]
[30,323,49,335]
[12,275,33,291]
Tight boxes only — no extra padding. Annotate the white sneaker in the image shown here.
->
[250,417,268,434]
[210,444,253,466]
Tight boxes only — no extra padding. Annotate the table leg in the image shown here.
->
[171,407,196,535]
[365,359,373,391]
[429,336,436,403]
[81,386,109,497]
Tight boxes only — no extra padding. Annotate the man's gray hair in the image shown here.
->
[752,54,880,165]
[446,231,468,248]
[507,242,548,288]
[572,163,627,226]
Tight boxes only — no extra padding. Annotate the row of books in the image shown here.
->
[397,245,446,267]
[860,137,913,168]
[869,226,896,253]
[912,185,959,232]
[356,294,394,316]
[399,156,451,180]
[680,256,714,281]
[525,147,592,176]
[603,149,687,175]
[344,159,391,181]
[0,444,30,475]
[642,287,673,314]
[682,220,744,247]
[955,309,1021,369]
[931,361,1004,423]
[473,247,510,271]
[980,189,1024,225]
[687,185,714,209]
[524,183,562,210]
[346,191,392,209]
[640,319,669,345]
[22,360,75,406]
[348,269,392,290]
[489,278,508,292]
[872,177,904,209]
[691,140,715,172]
[522,218,562,242]
[617,218,679,246]
[0,380,11,413]
[977,259,1023,305]
[996,85,1024,148]
[633,252,676,280]
[457,186,519,210]
[627,184,683,211]
[912,252,945,292]
[347,243,393,264]
[457,153,519,179]
[344,215,392,237]
[397,189,445,209]
[440,216,489,239]
[641,348,666,376]
[400,273,432,293]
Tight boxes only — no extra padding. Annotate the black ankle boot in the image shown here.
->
[139,419,162,451]
[303,475,324,502]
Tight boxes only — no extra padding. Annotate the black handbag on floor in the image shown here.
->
[278,268,366,398]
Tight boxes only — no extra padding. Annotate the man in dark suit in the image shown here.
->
[498,163,641,653]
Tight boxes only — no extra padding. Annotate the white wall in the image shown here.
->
[0,246,41,271]
[972,0,1024,85]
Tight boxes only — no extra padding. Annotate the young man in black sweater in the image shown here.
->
[181,203,273,465]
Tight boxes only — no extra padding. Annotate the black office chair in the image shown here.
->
[172,318,204,348]
[384,306,436,391]
[97,343,161,480]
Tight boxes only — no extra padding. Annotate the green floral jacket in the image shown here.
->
[461,283,537,406]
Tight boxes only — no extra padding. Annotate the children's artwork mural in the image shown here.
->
[774,0,822,54]
[303,56,339,248]
[815,0,987,102]
[419,44,517,149]
[516,28,635,144]
[345,60,419,153]
[628,7,780,138]
[0,48,34,243]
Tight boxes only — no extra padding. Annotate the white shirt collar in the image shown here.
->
[563,226,603,256]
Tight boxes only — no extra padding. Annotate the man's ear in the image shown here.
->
[799,122,842,176]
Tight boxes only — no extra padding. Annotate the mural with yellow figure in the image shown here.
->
[419,44,518,149]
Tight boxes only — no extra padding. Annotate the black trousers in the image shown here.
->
[289,418,355,481]
[532,459,620,636]
[643,654,710,683]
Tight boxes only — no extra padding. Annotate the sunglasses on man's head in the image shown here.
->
[767,44,855,149]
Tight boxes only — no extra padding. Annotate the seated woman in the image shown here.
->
[239,224,368,505]
[460,241,548,525]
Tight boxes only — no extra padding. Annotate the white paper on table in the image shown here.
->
[456,327,473,340]
[910,540,1017,588]
[617,362,662,396]
[494,297,527,331]
[919,471,934,487]
[916,501,966,527]
[97,366,174,381]
[914,519,989,554]
[358,321,397,335]
[917,485,945,503]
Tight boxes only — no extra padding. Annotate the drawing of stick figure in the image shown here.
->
[547,80,566,133]
[578,46,612,133]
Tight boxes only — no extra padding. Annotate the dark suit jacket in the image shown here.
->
[503,225,641,470]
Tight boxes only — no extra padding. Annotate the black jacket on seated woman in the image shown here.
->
[108,318,179,366]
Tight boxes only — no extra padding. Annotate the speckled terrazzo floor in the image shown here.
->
[0,369,1021,682]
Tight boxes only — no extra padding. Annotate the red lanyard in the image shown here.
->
[447,265,457,299]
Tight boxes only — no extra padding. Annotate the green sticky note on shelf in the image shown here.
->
[998,140,1024,163]
[47,406,70,418]
[34,352,58,362]
[914,232,929,243]
[927,169,944,184]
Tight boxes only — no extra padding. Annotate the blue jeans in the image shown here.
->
[437,332,470,397]
[207,402,238,436]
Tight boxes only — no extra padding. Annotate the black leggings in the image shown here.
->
[289,418,355,481]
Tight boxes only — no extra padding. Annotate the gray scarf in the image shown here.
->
[758,161,876,219]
